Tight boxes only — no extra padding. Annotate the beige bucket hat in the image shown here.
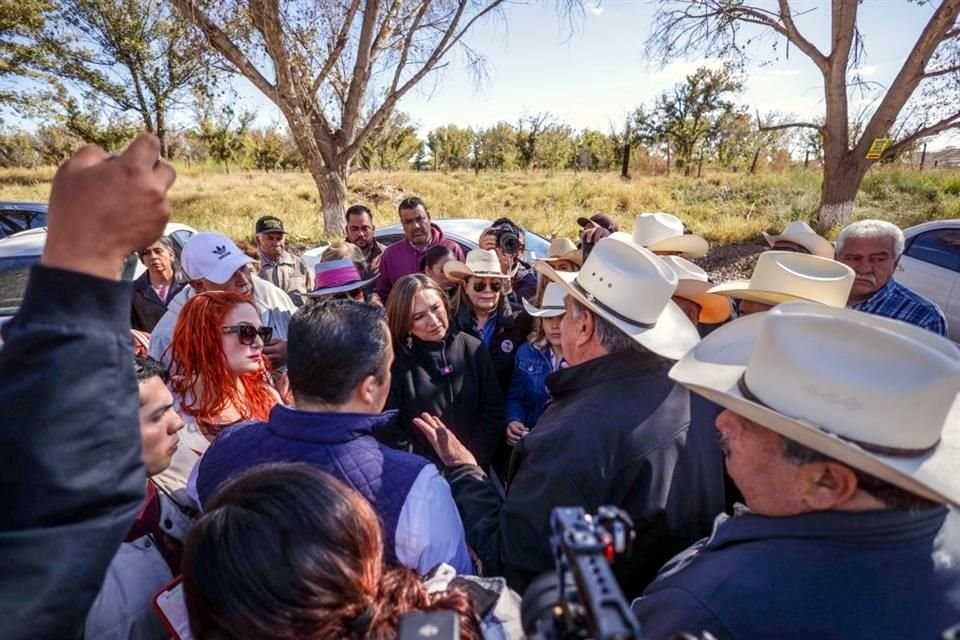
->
[660,256,734,325]
[632,213,709,258]
[708,251,854,308]
[444,248,511,282]
[535,232,699,360]
[540,237,583,267]
[522,282,566,318]
[762,220,834,259]
[670,302,960,507]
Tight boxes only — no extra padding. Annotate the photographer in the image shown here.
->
[479,217,537,304]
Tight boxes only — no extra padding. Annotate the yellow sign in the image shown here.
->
[866,138,891,160]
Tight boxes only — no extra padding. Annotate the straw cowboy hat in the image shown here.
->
[539,237,583,267]
[632,213,709,259]
[762,220,834,259]
[305,259,376,297]
[670,302,960,507]
[444,248,511,282]
[522,282,566,318]
[708,251,854,308]
[535,233,699,360]
[660,256,734,325]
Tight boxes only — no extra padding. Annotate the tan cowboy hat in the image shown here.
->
[670,302,960,507]
[762,220,834,259]
[444,248,510,282]
[535,232,699,360]
[708,251,854,308]
[540,237,583,267]
[660,256,733,325]
[523,282,566,318]
[632,213,709,258]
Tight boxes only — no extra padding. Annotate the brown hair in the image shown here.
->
[385,274,450,348]
[183,463,481,640]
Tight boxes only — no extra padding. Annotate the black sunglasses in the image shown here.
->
[472,279,503,293]
[222,325,273,346]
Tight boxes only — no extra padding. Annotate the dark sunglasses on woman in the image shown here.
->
[223,325,274,346]
[472,279,503,293]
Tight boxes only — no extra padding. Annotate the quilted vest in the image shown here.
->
[195,405,429,563]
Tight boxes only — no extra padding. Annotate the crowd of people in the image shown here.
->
[2,134,959,640]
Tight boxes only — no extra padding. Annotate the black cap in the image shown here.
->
[255,215,286,235]
[577,213,619,233]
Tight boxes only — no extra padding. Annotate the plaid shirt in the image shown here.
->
[850,278,947,337]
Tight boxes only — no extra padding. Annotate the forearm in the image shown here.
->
[444,463,507,576]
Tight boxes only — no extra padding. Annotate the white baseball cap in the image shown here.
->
[181,232,254,284]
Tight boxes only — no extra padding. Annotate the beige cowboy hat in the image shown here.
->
[444,248,510,282]
[523,282,566,318]
[660,256,734,325]
[670,302,960,507]
[535,232,699,360]
[762,220,834,259]
[632,213,709,258]
[539,237,583,267]
[708,251,854,308]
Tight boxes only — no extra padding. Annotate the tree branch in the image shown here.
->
[922,64,960,80]
[777,0,828,71]
[311,0,361,97]
[760,121,824,133]
[340,0,381,145]
[883,113,960,159]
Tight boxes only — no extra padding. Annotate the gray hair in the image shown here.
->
[780,436,937,512]
[835,220,905,258]
[569,298,644,355]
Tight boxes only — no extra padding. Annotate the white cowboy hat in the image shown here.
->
[632,213,709,259]
[523,282,566,318]
[535,233,699,360]
[708,251,854,308]
[444,248,511,282]
[660,256,734,325]
[304,259,376,297]
[762,220,834,259]
[539,237,583,267]
[670,302,960,507]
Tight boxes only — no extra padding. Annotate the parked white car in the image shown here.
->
[895,219,960,341]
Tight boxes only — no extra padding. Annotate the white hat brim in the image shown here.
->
[445,263,511,282]
[540,250,584,267]
[522,296,566,318]
[203,253,255,285]
[707,281,824,307]
[648,234,709,259]
[675,280,734,325]
[762,231,835,259]
[539,263,700,361]
[669,312,960,508]
[304,275,377,297]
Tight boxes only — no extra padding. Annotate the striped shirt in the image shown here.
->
[850,279,947,337]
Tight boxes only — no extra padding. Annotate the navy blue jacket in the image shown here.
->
[194,406,429,563]
[632,507,960,640]
[504,341,554,428]
[0,266,144,639]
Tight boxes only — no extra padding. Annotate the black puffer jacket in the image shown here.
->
[452,299,532,395]
[387,331,505,470]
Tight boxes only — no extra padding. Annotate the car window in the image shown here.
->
[378,233,404,246]
[0,256,40,315]
[0,209,46,239]
[906,229,960,273]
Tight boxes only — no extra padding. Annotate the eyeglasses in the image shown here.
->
[472,279,503,293]
[222,325,273,346]
[332,288,366,301]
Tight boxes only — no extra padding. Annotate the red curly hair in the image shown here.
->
[169,291,277,433]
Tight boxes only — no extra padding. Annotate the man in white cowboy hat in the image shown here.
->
[631,303,960,640]
[415,234,726,597]
[304,259,378,303]
[762,219,834,258]
[632,212,709,258]
[708,251,855,316]
[538,237,583,272]
[660,255,733,330]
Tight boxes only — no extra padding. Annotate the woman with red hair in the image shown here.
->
[169,291,281,455]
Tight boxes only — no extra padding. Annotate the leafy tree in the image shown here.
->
[198,103,254,174]
[250,127,285,172]
[427,125,475,171]
[475,122,519,171]
[359,111,421,170]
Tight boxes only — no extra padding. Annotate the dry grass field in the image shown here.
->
[2,164,958,249]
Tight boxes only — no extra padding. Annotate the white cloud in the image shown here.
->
[652,58,725,83]
[764,69,802,77]
[848,65,878,77]
[586,4,604,16]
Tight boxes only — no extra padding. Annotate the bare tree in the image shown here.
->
[647,0,960,228]
[170,0,505,234]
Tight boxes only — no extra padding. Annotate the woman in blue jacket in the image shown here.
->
[504,282,567,446]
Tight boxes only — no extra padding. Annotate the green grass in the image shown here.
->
[2,164,957,247]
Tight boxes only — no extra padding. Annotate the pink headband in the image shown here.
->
[314,263,363,290]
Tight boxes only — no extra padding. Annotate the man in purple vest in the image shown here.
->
[193,299,473,575]
[375,196,465,300]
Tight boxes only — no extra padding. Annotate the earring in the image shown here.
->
[405,334,413,350]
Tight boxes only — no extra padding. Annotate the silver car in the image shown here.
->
[375,217,551,263]
[894,219,960,341]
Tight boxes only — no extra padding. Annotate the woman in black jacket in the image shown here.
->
[385,274,505,470]
[131,236,185,332]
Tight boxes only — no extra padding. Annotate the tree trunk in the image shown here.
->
[621,143,631,179]
[312,168,348,237]
[818,154,867,229]
[156,109,167,158]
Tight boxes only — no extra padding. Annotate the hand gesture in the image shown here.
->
[505,421,529,446]
[412,413,478,467]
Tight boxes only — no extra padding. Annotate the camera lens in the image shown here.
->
[499,231,519,255]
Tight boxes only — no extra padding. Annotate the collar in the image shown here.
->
[708,506,948,550]
[267,404,398,444]
[852,278,897,308]
[259,250,293,268]
[547,349,667,396]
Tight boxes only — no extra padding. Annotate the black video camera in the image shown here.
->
[488,223,522,256]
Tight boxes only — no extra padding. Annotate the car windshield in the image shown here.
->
[0,256,39,316]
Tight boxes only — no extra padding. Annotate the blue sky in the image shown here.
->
[236,0,954,146]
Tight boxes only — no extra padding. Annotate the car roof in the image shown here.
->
[0,202,47,212]
[0,222,197,259]
[903,219,959,239]
[377,217,495,244]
